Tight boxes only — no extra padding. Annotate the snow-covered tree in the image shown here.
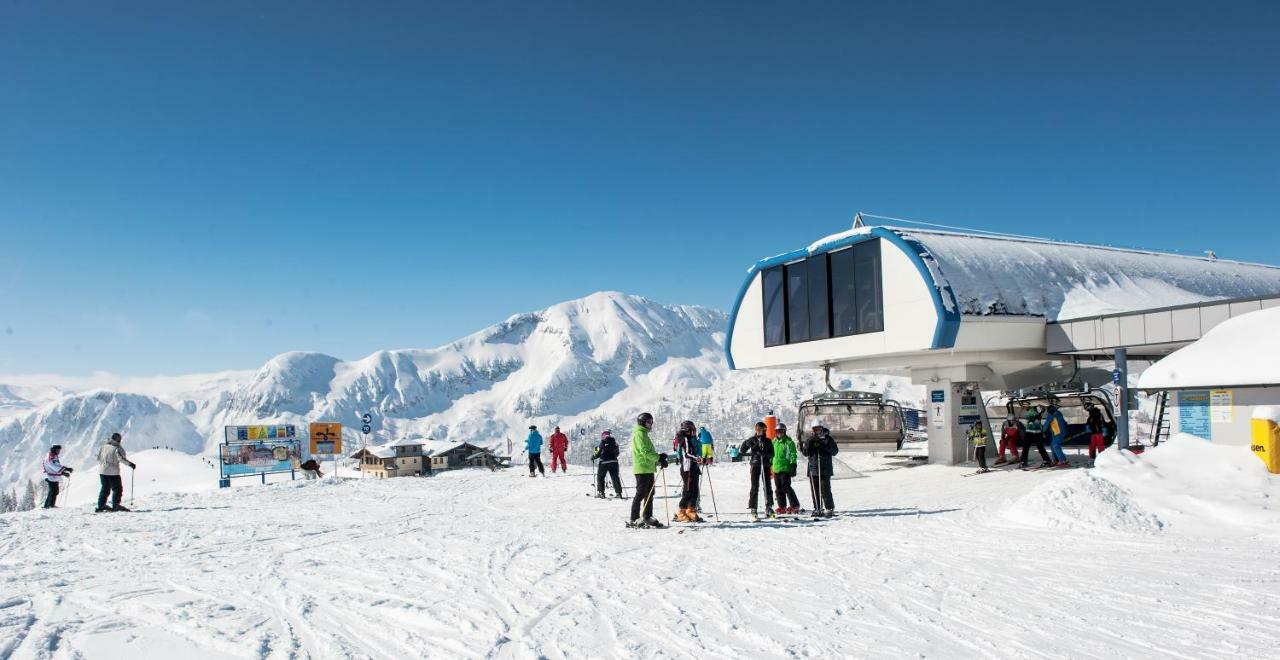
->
[19,480,36,511]
[0,488,14,513]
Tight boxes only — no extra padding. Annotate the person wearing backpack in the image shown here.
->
[593,430,623,498]
[771,423,800,514]
[1046,403,1071,468]
[674,421,705,523]
[96,432,136,512]
[738,422,775,520]
[42,444,73,508]
[1019,408,1053,469]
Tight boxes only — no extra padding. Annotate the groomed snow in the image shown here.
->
[4,449,1278,659]
[1139,306,1280,389]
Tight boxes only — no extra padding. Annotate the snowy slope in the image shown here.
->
[0,391,205,489]
[2,453,1277,658]
[0,292,921,494]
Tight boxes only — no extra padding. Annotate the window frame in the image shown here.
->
[759,237,886,348]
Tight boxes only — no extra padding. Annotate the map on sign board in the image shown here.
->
[309,422,343,455]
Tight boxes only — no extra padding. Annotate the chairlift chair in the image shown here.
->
[1004,387,1121,449]
[795,390,907,452]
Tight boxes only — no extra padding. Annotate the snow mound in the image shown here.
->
[1006,434,1280,537]
[1138,305,1280,389]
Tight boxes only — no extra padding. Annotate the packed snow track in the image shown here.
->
[2,452,1278,659]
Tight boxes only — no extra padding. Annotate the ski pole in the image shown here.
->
[658,464,670,523]
[704,462,719,521]
[130,467,135,506]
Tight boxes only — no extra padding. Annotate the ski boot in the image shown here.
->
[674,509,692,523]
[111,504,130,512]
[811,508,823,518]
[643,517,666,529]
[766,509,778,520]
[775,506,787,515]
[787,506,800,514]
[595,492,606,499]
[750,509,759,522]
[994,457,1008,466]
[823,509,834,519]
[686,508,705,523]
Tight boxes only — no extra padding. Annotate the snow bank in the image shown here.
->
[1139,306,1280,389]
[1006,434,1280,537]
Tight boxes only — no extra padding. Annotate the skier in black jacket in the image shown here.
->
[801,425,838,518]
[739,422,776,520]
[593,430,623,498]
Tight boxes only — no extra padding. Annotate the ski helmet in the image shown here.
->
[601,430,612,438]
[110,432,122,442]
[50,444,62,454]
[528,425,537,431]
[636,412,654,428]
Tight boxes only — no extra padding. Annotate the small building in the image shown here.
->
[427,442,502,471]
[1138,305,1280,446]
[349,437,429,478]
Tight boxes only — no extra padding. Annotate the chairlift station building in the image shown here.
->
[726,222,1280,464]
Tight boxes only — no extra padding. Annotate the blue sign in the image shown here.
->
[903,409,921,430]
[361,424,372,435]
[1177,390,1211,440]
[930,390,945,403]
[361,413,373,424]
[958,415,982,426]
[219,440,301,478]
[1112,369,1123,386]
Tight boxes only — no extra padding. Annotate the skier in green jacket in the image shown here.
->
[771,423,800,514]
[629,412,668,529]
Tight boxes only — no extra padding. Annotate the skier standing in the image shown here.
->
[771,423,800,514]
[1085,402,1107,463]
[1046,403,1070,468]
[525,425,546,477]
[995,414,1022,465]
[739,422,775,520]
[1019,408,1053,469]
[42,445,73,509]
[96,432,136,512]
[628,412,668,528]
[673,421,705,522]
[801,425,838,517]
[548,426,569,473]
[698,426,715,463]
[969,420,991,472]
[593,430,623,498]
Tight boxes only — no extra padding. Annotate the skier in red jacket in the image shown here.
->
[548,426,569,473]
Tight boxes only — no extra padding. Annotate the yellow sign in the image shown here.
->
[309,422,343,455]
[1251,417,1280,475]
[1210,389,1233,423]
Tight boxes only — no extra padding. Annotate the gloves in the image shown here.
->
[657,453,669,470]
[62,467,74,475]
[128,461,137,469]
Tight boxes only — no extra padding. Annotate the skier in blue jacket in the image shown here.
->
[1045,404,1070,468]
[525,425,546,477]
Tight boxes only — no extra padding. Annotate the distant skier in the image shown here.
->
[995,414,1022,465]
[739,422,775,520]
[771,423,800,514]
[300,459,323,480]
[728,445,741,462]
[1019,408,1052,469]
[1045,403,1070,468]
[801,425,838,517]
[697,426,715,463]
[628,412,668,528]
[593,430,623,498]
[42,445,73,509]
[674,421,705,523]
[525,425,546,477]
[969,420,991,472]
[548,426,569,473]
[1085,401,1107,463]
[96,432,136,512]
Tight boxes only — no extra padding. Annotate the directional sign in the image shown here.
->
[361,413,373,425]
[361,424,372,435]
[309,422,343,455]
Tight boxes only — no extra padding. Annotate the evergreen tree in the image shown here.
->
[20,480,37,511]
[0,489,13,513]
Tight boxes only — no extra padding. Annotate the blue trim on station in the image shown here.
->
[723,227,960,370]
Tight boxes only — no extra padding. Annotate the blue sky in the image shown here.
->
[1,1,1277,375]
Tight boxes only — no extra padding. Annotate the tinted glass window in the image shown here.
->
[807,255,830,340]
[854,240,884,333]
[829,248,857,337]
[786,262,810,342]
[762,267,786,347]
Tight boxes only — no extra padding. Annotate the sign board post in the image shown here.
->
[310,422,343,478]
[360,413,373,478]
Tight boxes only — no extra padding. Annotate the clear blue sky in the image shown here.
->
[1,1,1277,375]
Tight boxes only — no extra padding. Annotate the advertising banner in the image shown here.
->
[1177,390,1211,440]
[220,440,302,478]
[224,424,298,444]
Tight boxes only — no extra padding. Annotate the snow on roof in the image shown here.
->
[1138,306,1280,389]
[886,228,1280,321]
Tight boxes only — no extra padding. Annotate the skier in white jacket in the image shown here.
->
[42,445,73,508]
[96,433,136,512]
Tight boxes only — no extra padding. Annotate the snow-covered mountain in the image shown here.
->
[0,292,922,491]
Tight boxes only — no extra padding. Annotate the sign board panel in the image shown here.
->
[1177,390,1211,440]
[309,422,343,455]
[1210,389,1233,424]
[224,425,297,444]
[361,424,372,435]
[220,440,301,478]
[361,413,373,425]
[1112,369,1123,386]
[931,390,945,403]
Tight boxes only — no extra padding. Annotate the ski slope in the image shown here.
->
[2,440,1277,659]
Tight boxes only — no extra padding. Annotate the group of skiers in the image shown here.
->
[968,402,1111,473]
[521,413,842,529]
[40,432,138,512]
